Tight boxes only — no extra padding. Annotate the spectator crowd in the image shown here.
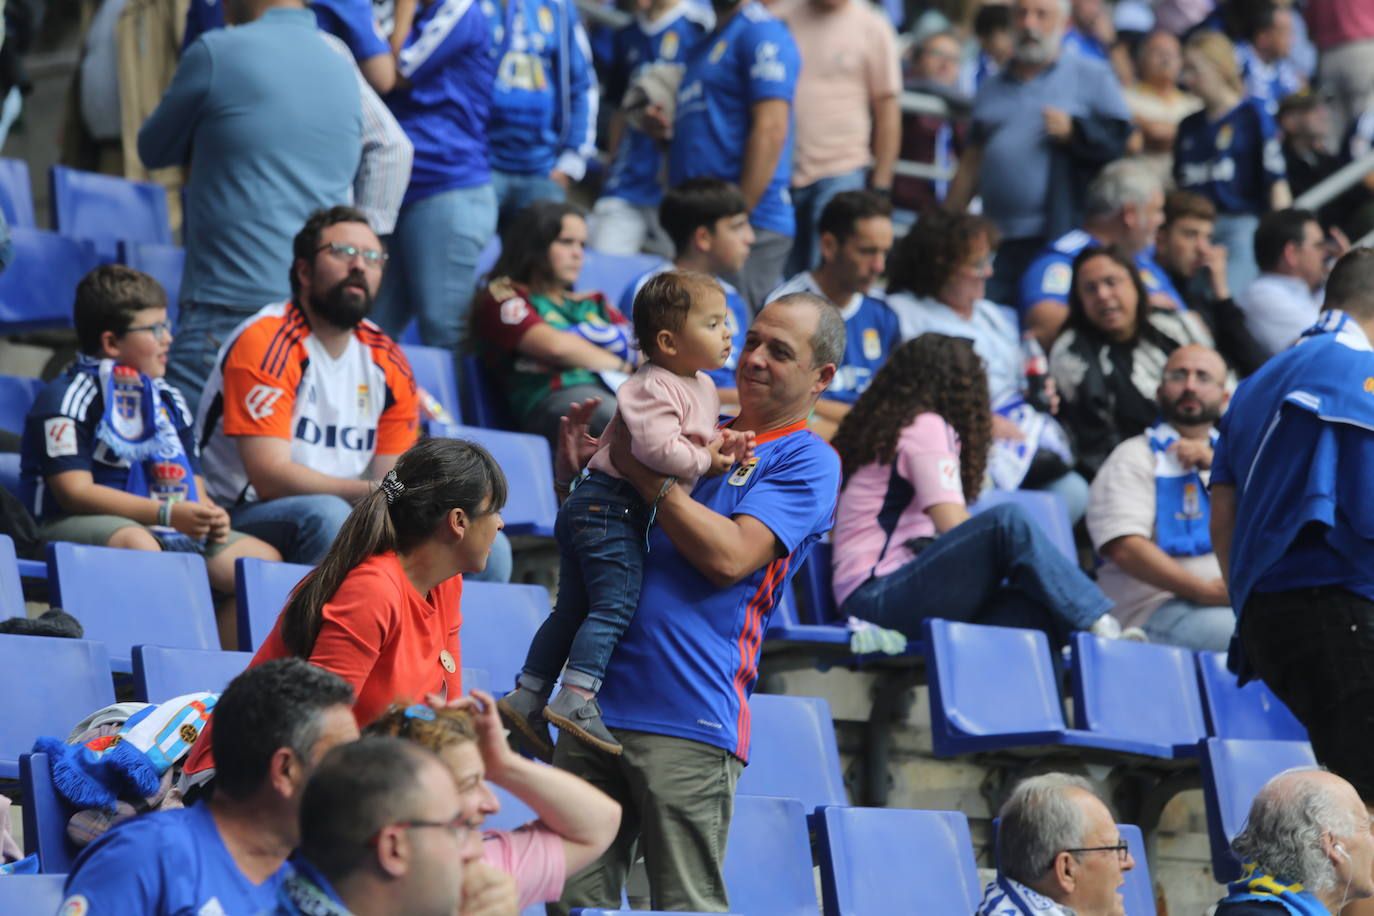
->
[4,0,1374,911]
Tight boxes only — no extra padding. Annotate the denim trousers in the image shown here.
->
[785,167,867,278]
[371,183,498,357]
[1142,598,1234,652]
[228,494,354,565]
[839,502,1111,646]
[492,169,566,231]
[166,301,256,418]
[522,472,647,692]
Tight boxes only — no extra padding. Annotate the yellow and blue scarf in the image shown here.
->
[1220,863,1328,915]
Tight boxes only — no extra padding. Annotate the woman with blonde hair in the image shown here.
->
[1173,30,1292,296]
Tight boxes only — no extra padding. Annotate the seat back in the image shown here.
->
[0,533,25,619]
[1196,651,1307,742]
[48,542,218,672]
[1071,634,1209,754]
[51,165,172,262]
[0,157,35,227]
[737,694,847,811]
[119,241,185,324]
[970,489,1076,563]
[431,424,557,537]
[234,557,313,651]
[0,452,18,501]
[0,373,42,435]
[0,228,100,332]
[723,795,817,915]
[794,541,839,625]
[460,581,551,694]
[0,873,66,914]
[1119,823,1156,916]
[1200,738,1317,881]
[132,645,253,702]
[20,752,78,873]
[575,250,667,306]
[922,618,1069,756]
[460,355,517,430]
[0,635,114,778]
[402,343,463,426]
[817,806,980,914]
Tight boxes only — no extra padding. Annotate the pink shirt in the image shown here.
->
[482,823,567,909]
[1307,0,1374,50]
[778,0,901,188]
[587,362,720,487]
[831,413,965,607]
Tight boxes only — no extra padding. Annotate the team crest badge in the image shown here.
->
[1216,124,1233,150]
[661,30,679,59]
[862,328,881,361]
[357,384,370,412]
[1043,262,1072,296]
[727,457,759,487]
[537,5,554,33]
[151,462,190,504]
[708,40,727,63]
[111,365,145,441]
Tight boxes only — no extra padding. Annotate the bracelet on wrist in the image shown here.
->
[157,499,173,527]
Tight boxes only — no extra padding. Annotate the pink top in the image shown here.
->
[587,362,721,487]
[1307,0,1374,50]
[482,823,567,909]
[831,413,965,607]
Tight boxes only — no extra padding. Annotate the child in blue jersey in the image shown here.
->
[499,271,752,758]
[620,177,756,406]
[1174,31,1292,297]
[589,0,713,256]
[18,266,277,648]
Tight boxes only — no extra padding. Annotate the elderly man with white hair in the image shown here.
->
[945,0,1132,308]
[977,773,1136,916]
[1216,768,1374,915]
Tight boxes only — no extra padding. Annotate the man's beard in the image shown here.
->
[1162,396,1221,428]
[311,272,373,330]
[1013,29,1058,66]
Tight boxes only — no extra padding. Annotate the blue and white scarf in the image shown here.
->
[1219,863,1329,915]
[976,876,1076,916]
[83,357,199,506]
[1148,420,1217,557]
[988,392,1075,491]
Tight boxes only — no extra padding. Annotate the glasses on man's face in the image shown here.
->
[1061,840,1131,866]
[1162,368,1219,386]
[372,812,477,847]
[122,320,173,339]
[317,241,388,267]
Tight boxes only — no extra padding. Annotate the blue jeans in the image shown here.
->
[521,472,646,693]
[1142,598,1234,652]
[229,494,353,565]
[166,301,256,418]
[1213,212,1261,301]
[493,170,566,231]
[785,168,867,278]
[371,183,498,357]
[839,503,1111,646]
[1031,470,1090,525]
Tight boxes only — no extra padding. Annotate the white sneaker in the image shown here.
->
[1089,615,1122,639]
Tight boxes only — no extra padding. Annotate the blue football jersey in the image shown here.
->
[1174,99,1286,216]
[1019,229,1184,315]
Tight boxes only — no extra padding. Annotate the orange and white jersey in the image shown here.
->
[196,301,420,506]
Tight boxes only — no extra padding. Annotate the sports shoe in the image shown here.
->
[497,687,554,762]
[544,690,623,756]
[1089,614,1122,639]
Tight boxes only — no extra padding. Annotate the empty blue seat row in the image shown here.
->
[0,873,64,915]
[0,634,115,779]
[429,422,558,538]
[51,165,172,264]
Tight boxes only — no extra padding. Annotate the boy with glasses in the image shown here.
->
[18,263,278,648]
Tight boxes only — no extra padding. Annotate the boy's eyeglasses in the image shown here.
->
[123,321,173,339]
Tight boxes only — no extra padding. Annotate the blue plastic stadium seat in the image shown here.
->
[0,635,114,779]
[460,355,517,431]
[460,581,551,694]
[235,557,313,651]
[429,423,557,537]
[763,582,850,649]
[132,645,252,703]
[0,533,25,620]
[970,488,1076,563]
[816,807,981,914]
[1196,650,1307,742]
[1070,633,1209,759]
[0,873,66,915]
[0,452,19,501]
[575,250,667,307]
[0,373,42,435]
[486,782,541,833]
[1119,824,1156,916]
[0,157,36,227]
[794,541,839,625]
[51,165,172,263]
[48,542,219,673]
[402,343,463,426]
[738,694,848,812]
[119,241,185,326]
[20,752,78,873]
[1200,738,1317,882]
[722,795,818,916]
[0,228,100,333]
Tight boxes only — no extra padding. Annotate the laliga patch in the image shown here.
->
[44,417,78,457]
[243,384,285,421]
[727,456,759,487]
[1043,262,1072,296]
[863,328,882,361]
[937,457,959,493]
[500,297,530,325]
[59,897,90,916]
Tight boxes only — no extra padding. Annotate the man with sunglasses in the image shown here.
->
[977,773,1135,916]
[60,659,360,915]
[195,207,422,565]
[278,737,487,916]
